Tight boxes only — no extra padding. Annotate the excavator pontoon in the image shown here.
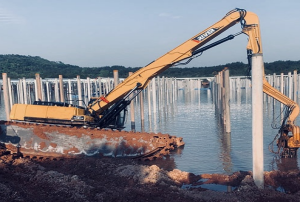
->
[1,8,298,159]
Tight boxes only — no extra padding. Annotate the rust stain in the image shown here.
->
[5,144,17,153]
[39,142,46,150]
[50,143,57,148]
[27,139,33,146]
[32,127,50,140]
[1,121,185,160]
[64,146,80,154]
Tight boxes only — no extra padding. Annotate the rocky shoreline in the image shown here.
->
[1,151,300,202]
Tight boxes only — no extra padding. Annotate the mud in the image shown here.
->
[1,145,300,202]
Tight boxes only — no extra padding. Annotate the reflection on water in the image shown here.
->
[218,129,232,174]
[271,157,299,172]
[1,87,300,175]
[125,88,300,175]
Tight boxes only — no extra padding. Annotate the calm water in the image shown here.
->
[124,88,300,175]
[1,88,299,175]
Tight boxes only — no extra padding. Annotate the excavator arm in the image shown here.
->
[89,8,300,156]
[264,78,300,157]
[88,8,263,115]
[12,8,260,128]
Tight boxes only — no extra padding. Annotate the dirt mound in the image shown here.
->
[1,151,300,201]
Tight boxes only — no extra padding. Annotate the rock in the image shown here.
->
[240,175,255,186]
[116,164,169,184]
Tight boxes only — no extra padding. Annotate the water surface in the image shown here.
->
[1,87,299,175]
[125,88,300,175]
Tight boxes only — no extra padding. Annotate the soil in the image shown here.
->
[1,147,300,201]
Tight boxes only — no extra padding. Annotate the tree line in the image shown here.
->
[1,54,300,79]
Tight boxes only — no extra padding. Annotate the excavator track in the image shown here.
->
[0,120,184,161]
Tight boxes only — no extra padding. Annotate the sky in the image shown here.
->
[0,0,299,68]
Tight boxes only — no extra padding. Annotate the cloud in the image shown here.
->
[0,8,26,24]
[159,12,181,19]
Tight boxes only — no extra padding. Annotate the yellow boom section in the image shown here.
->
[263,78,300,125]
[89,9,262,115]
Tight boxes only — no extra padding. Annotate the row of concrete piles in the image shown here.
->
[1,72,209,132]
[211,67,231,133]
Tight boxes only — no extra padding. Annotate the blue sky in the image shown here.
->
[0,0,299,68]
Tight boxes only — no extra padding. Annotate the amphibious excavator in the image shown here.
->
[1,8,299,159]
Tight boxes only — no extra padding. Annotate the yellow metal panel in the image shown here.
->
[25,105,48,118]
[46,106,80,120]
[9,104,27,120]
[75,108,85,116]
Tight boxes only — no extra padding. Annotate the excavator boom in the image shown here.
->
[88,9,263,115]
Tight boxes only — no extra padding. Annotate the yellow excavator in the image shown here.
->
[4,8,300,158]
